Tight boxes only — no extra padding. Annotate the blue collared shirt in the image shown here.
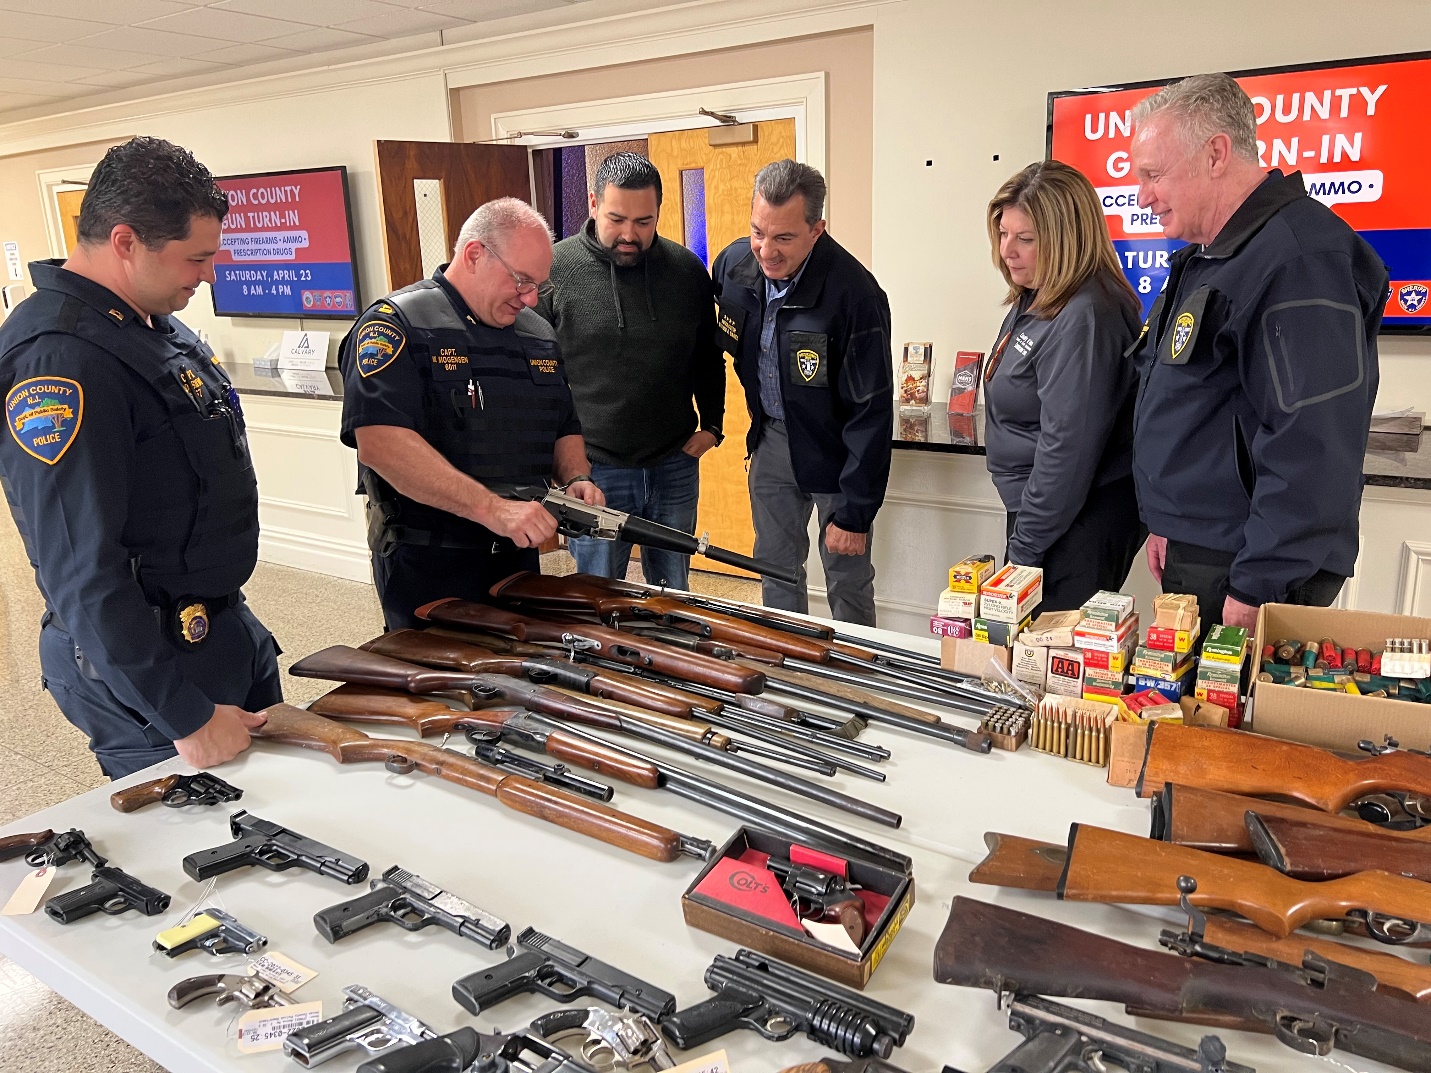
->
[757,257,810,419]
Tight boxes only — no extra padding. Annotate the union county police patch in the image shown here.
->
[1171,312,1196,359]
[6,376,83,465]
[1399,283,1429,314]
[796,348,820,382]
[355,321,405,377]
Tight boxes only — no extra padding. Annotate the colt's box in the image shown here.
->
[1201,624,1250,665]
[974,615,1031,648]
[948,555,996,594]
[979,564,1044,623]
[929,616,972,639]
[1153,593,1199,631]
[1045,647,1086,697]
[1074,614,1139,654]
[1079,590,1136,627]
[1011,641,1048,688]
[1144,620,1199,654]
[937,588,979,620]
[1021,610,1081,648]
[681,826,913,989]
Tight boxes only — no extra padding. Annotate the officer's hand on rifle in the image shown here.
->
[176,704,267,769]
[479,496,559,548]
[563,477,605,508]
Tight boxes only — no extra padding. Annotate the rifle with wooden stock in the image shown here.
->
[288,645,900,827]
[250,704,710,862]
[1135,721,1431,813]
[933,896,1431,1072]
[413,598,765,694]
[1150,783,1406,854]
[970,824,1431,943]
[306,684,912,873]
[1248,810,1431,882]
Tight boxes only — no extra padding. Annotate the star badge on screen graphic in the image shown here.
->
[6,376,84,465]
[1399,283,1428,314]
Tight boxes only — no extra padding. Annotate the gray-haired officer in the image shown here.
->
[0,137,279,779]
[339,198,604,631]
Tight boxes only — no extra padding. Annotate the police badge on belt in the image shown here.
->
[173,600,210,645]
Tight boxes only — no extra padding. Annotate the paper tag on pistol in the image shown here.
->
[803,918,864,955]
[2,867,58,916]
[249,951,318,994]
[235,1001,323,1053]
[666,1050,731,1073]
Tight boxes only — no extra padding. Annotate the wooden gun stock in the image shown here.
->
[1152,784,1392,854]
[966,832,1067,889]
[414,598,765,693]
[291,644,479,695]
[252,705,687,862]
[307,685,663,791]
[933,896,1431,1070]
[0,829,54,862]
[109,775,181,813]
[1249,811,1431,882]
[487,572,836,663]
[1062,823,1431,939]
[1136,721,1431,813]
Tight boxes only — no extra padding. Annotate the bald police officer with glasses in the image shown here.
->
[339,198,604,630]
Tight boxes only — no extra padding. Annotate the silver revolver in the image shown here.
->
[531,1006,674,1070]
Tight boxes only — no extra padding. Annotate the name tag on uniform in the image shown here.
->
[431,348,470,374]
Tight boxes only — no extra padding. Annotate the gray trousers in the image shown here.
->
[748,419,877,625]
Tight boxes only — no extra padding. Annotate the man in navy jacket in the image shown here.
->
[1129,74,1388,635]
[712,161,893,624]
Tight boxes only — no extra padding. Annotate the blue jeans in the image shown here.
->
[571,452,700,587]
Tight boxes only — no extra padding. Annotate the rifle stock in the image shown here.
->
[1136,721,1431,812]
[1151,784,1390,854]
[252,705,691,862]
[1248,811,1431,881]
[933,896,1431,1071]
[966,833,1066,889]
[414,598,766,693]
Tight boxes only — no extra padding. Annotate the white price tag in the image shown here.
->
[2,866,57,915]
[248,951,318,994]
[802,918,864,955]
[235,1001,323,1053]
[667,1050,731,1073]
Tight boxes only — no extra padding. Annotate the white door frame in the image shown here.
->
[36,164,97,258]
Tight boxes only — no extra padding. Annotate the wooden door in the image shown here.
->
[56,188,86,255]
[374,141,531,290]
[646,120,797,576]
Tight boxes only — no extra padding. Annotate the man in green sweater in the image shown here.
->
[536,152,725,587]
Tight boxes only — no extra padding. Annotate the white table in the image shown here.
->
[0,624,1406,1073]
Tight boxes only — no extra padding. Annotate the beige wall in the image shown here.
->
[451,27,874,267]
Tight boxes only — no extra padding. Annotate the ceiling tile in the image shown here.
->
[212,0,399,26]
[0,10,113,42]
[127,56,233,79]
[0,92,68,113]
[0,78,71,98]
[13,43,157,71]
[0,58,109,83]
[416,0,568,18]
[139,6,311,42]
[0,0,200,23]
[189,41,300,65]
[334,7,465,35]
[258,26,381,52]
[77,26,232,58]
[68,70,161,88]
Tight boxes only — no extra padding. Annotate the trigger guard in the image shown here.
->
[1274,1012,1334,1056]
[385,754,417,775]
[744,1011,796,1042]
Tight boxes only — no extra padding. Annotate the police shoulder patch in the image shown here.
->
[355,319,405,378]
[6,376,84,465]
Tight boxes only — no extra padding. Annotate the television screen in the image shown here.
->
[1048,52,1431,332]
[211,165,359,319]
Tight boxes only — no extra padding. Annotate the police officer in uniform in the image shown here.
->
[1129,75,1388,636]
[0,137,279,779]
[340,198,604,631]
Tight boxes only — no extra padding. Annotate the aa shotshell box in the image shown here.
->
[1011,641,1048,689]
[937,588,978,620]
[1074,614,1139,654]
[1131,646,1195,681]
[1130,668,1196,702]
[978,564,1044,623]
[1081,642,1136,675]
[1030,696,1116,767]
[979,709,1030,751]
[1020,610,1081,649]
[948,555,996,594]
[929,616,972,639]
[1152,593,1198,631]
[974,615,1031,648]
[1144,620,1199,655]
[680,826,914,989]
[1078,590,1136,627]
[1044,647,1086,697]
[1201,624,1249,665]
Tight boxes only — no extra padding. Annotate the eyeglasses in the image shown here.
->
[484,243,552,298]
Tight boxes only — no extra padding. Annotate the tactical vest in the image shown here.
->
[0,289,259,605]
[348,279,569,542]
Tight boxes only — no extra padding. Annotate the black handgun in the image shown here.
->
[944,994,1248,1073]
[110,771,243,812]
[314,865,510,948]
[355,1026,593,1073]
[661,949,914,1058]
[44,864,171,923]
[767,856,867,945]
[182,810,368,885]
[451,926,675,1022]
